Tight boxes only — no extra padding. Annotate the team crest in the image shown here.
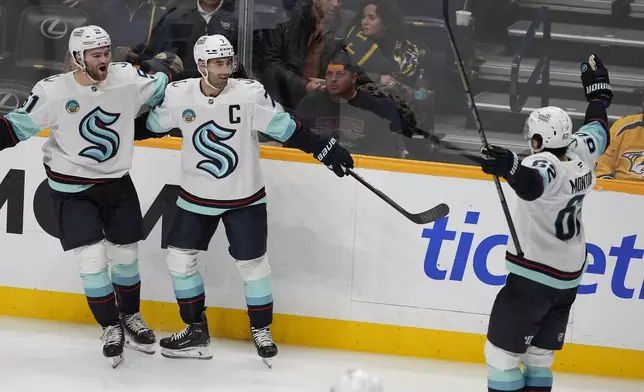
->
[65,100,80,114]
[182,109,196,123]
[221,21,231,30]
[623,151,644,175]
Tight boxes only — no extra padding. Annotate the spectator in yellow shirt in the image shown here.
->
[596,110,644,180]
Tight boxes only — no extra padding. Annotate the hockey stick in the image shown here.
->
[347,168,450,224]
[442,0,524,257]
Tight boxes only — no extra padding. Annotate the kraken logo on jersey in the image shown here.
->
[623,151,644,175]
[78,107,121,163]
[193,121,238,179]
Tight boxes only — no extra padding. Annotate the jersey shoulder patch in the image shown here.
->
[168,78,193,89]
[235,78,261,85]
[40,73,65,84]
[523,152,560,170]
[233,78,263,93]
[109,62,155,83]
[522,152,560,191]
[35,73,67,94]
[163,78,196,106]
[107,62,137,82]
[109,62,135,74]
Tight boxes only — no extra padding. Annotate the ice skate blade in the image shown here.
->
[125,338,156,355]
[109,354,124,369]
[262,358,273,369]
[160,346,213,360]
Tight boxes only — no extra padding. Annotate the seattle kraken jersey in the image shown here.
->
[4,63,167,191]
[506,121,608,289]
[146,78,296,215]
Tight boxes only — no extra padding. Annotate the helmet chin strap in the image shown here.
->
[199,67,224,93]
[73,54,99,85]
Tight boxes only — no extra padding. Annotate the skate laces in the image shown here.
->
[252,326,273,347]
[124,313,151,333]
[101,325,123,346]
[171,325,192,341]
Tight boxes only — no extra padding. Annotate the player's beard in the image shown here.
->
[207,73,229,90]
[86,62,109,82]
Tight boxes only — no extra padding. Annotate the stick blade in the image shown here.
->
[408,203,450,224]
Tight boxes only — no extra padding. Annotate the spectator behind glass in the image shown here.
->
[345,0,419,90]
[596,98,644,181]
[136,0,263,76]
[61,1,166,51]
[262,0,355,110]
[295,50,407,159]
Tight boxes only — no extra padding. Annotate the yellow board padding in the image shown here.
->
[1,285,642,380]
[32,130,644,196]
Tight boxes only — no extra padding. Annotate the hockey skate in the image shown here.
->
[101,324,124,369]
[251,325,278,369]
[120,312,156,355]
[159,312,212,360]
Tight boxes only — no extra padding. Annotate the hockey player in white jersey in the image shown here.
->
[479,54,612,392]
[0,25,192,368]
[142,34,354,366]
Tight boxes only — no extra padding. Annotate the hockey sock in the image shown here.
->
[169,270,205,324]
[523,366,553,391]
[80,268,119,327]
[111,260,141,315]
[247,301,273,329]
[237,256,273,328]
[487,365,525,392]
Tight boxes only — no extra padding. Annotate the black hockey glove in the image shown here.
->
[315,137,354,177]
[581,54,612,108]
[481,145,520,180]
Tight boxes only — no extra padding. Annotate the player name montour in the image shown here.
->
[570,171,593,193]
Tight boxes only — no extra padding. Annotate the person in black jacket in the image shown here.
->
[295,50,407,159]
[261,0,354,110]
[137,0,264,75]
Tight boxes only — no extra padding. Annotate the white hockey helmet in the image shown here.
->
[331,369,383,392]
[193,34,237,71]
[68,25,111,70]
[523,106,573,153]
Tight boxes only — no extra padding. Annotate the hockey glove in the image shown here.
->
[581,54,612,108]
[481,145,520,180]
[315,137,354,177]
[140,51,184,75]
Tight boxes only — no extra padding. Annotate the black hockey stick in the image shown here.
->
[347,168,450,224]
[442,0,524,257]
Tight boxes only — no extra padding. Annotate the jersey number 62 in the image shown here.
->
[554,194,585,241]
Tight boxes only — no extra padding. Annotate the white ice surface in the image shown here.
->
[0,316,642,392]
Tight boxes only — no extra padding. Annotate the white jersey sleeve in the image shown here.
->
[121,62,169,108]
[4,81,51,141]
[567,121,608,168]
[146,82,180,134]
[249,81,296,142]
